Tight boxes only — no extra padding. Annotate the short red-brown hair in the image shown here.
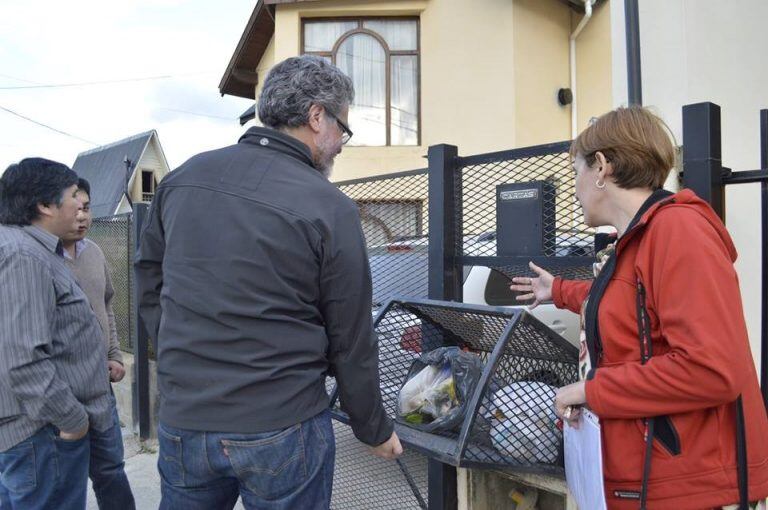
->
[570,106,677,190]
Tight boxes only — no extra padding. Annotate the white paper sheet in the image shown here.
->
[564,409,607,510]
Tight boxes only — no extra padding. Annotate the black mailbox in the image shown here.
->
[496,181,556,256]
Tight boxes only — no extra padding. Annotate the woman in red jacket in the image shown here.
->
[511,106,768,509]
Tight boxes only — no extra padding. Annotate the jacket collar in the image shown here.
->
[615,189,675,253]
[238,127,318,171]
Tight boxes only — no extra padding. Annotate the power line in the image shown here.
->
[0,72,215,90]
[156,107,235,121]
[0,73,42,85]
[0,104,99,145]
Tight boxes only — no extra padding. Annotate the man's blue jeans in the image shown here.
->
[158,409,336,510]
[0,425,90,509]
[89,395,135,510]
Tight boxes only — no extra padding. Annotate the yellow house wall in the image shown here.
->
[574,0,613,133]
[252,37,276,111]
[512,0,571,147]
[130,162,145,202]
[263,0,607,182]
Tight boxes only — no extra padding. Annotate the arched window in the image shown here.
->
[303,18,420,147]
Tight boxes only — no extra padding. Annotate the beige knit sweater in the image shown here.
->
[64,238,123,364]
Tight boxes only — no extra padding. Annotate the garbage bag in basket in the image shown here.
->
[397,346,483,432]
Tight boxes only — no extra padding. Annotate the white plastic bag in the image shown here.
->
[398,364,441,415]
[397,363,455,422]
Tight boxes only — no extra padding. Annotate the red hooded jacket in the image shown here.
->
[553,189,768,509]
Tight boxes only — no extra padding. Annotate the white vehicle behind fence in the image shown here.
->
[370,233,587,349]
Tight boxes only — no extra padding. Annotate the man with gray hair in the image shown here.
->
[136,55,401,510]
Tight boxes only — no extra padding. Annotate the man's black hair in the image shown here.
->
[77,177,91,197]
[0,157,79,225]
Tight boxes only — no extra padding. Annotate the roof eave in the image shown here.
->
[219,1,275,99]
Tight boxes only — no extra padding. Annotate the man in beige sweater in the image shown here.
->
[62,177,135,510]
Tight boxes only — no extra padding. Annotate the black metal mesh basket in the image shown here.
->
[368,298,579,476]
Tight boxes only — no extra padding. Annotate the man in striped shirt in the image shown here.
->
[0,158,112,509]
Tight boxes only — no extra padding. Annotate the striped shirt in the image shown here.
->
[0,224,111,451]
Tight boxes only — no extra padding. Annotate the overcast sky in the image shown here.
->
[0,0,258,173]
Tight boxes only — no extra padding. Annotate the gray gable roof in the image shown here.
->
[72,131,154,218]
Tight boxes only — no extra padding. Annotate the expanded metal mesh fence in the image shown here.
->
[337,170,429,308]
[334,170,434,509]
[456,142,595,281]
[331,420,428,510]
[373,299,579,476]
[336,142,594,311]
[88,214,135,353]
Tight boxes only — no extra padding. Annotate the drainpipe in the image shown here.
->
[570,0,595,138]
[625,0,642,105]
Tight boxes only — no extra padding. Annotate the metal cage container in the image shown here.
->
[347,298,579,476]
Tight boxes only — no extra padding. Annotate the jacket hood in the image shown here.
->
[639,188,738,262]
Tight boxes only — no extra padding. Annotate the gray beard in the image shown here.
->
[313,153,334,180]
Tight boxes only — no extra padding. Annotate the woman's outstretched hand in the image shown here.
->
[509,261,555,310]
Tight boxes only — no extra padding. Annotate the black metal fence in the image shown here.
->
[423,141,596,510]
[332,141,594,510]
[331,420,429,510]
[334,141,595,313]
[337,170,429,308]
[682,102,768,410]
[451,141,595,283]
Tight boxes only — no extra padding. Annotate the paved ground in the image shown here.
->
[86,423,427,510]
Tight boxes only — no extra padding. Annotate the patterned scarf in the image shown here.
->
[578,242,616,381]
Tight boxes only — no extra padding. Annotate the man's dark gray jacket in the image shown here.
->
[135,127,392,445]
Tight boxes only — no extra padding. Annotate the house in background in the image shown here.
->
[72,130,170,218]
[219,0,612,182]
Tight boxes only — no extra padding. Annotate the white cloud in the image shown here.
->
[0,0,256,171]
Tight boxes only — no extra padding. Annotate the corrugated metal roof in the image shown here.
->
[72,131,154,218]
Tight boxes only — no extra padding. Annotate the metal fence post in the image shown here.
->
[131,203,151,440]
[761,109,768,410]
[427,143,460,510]
[428,144,462,303]
[682,102,725,219]
[625,0,642,106]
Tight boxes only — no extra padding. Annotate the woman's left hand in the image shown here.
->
[554,381,587,428]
